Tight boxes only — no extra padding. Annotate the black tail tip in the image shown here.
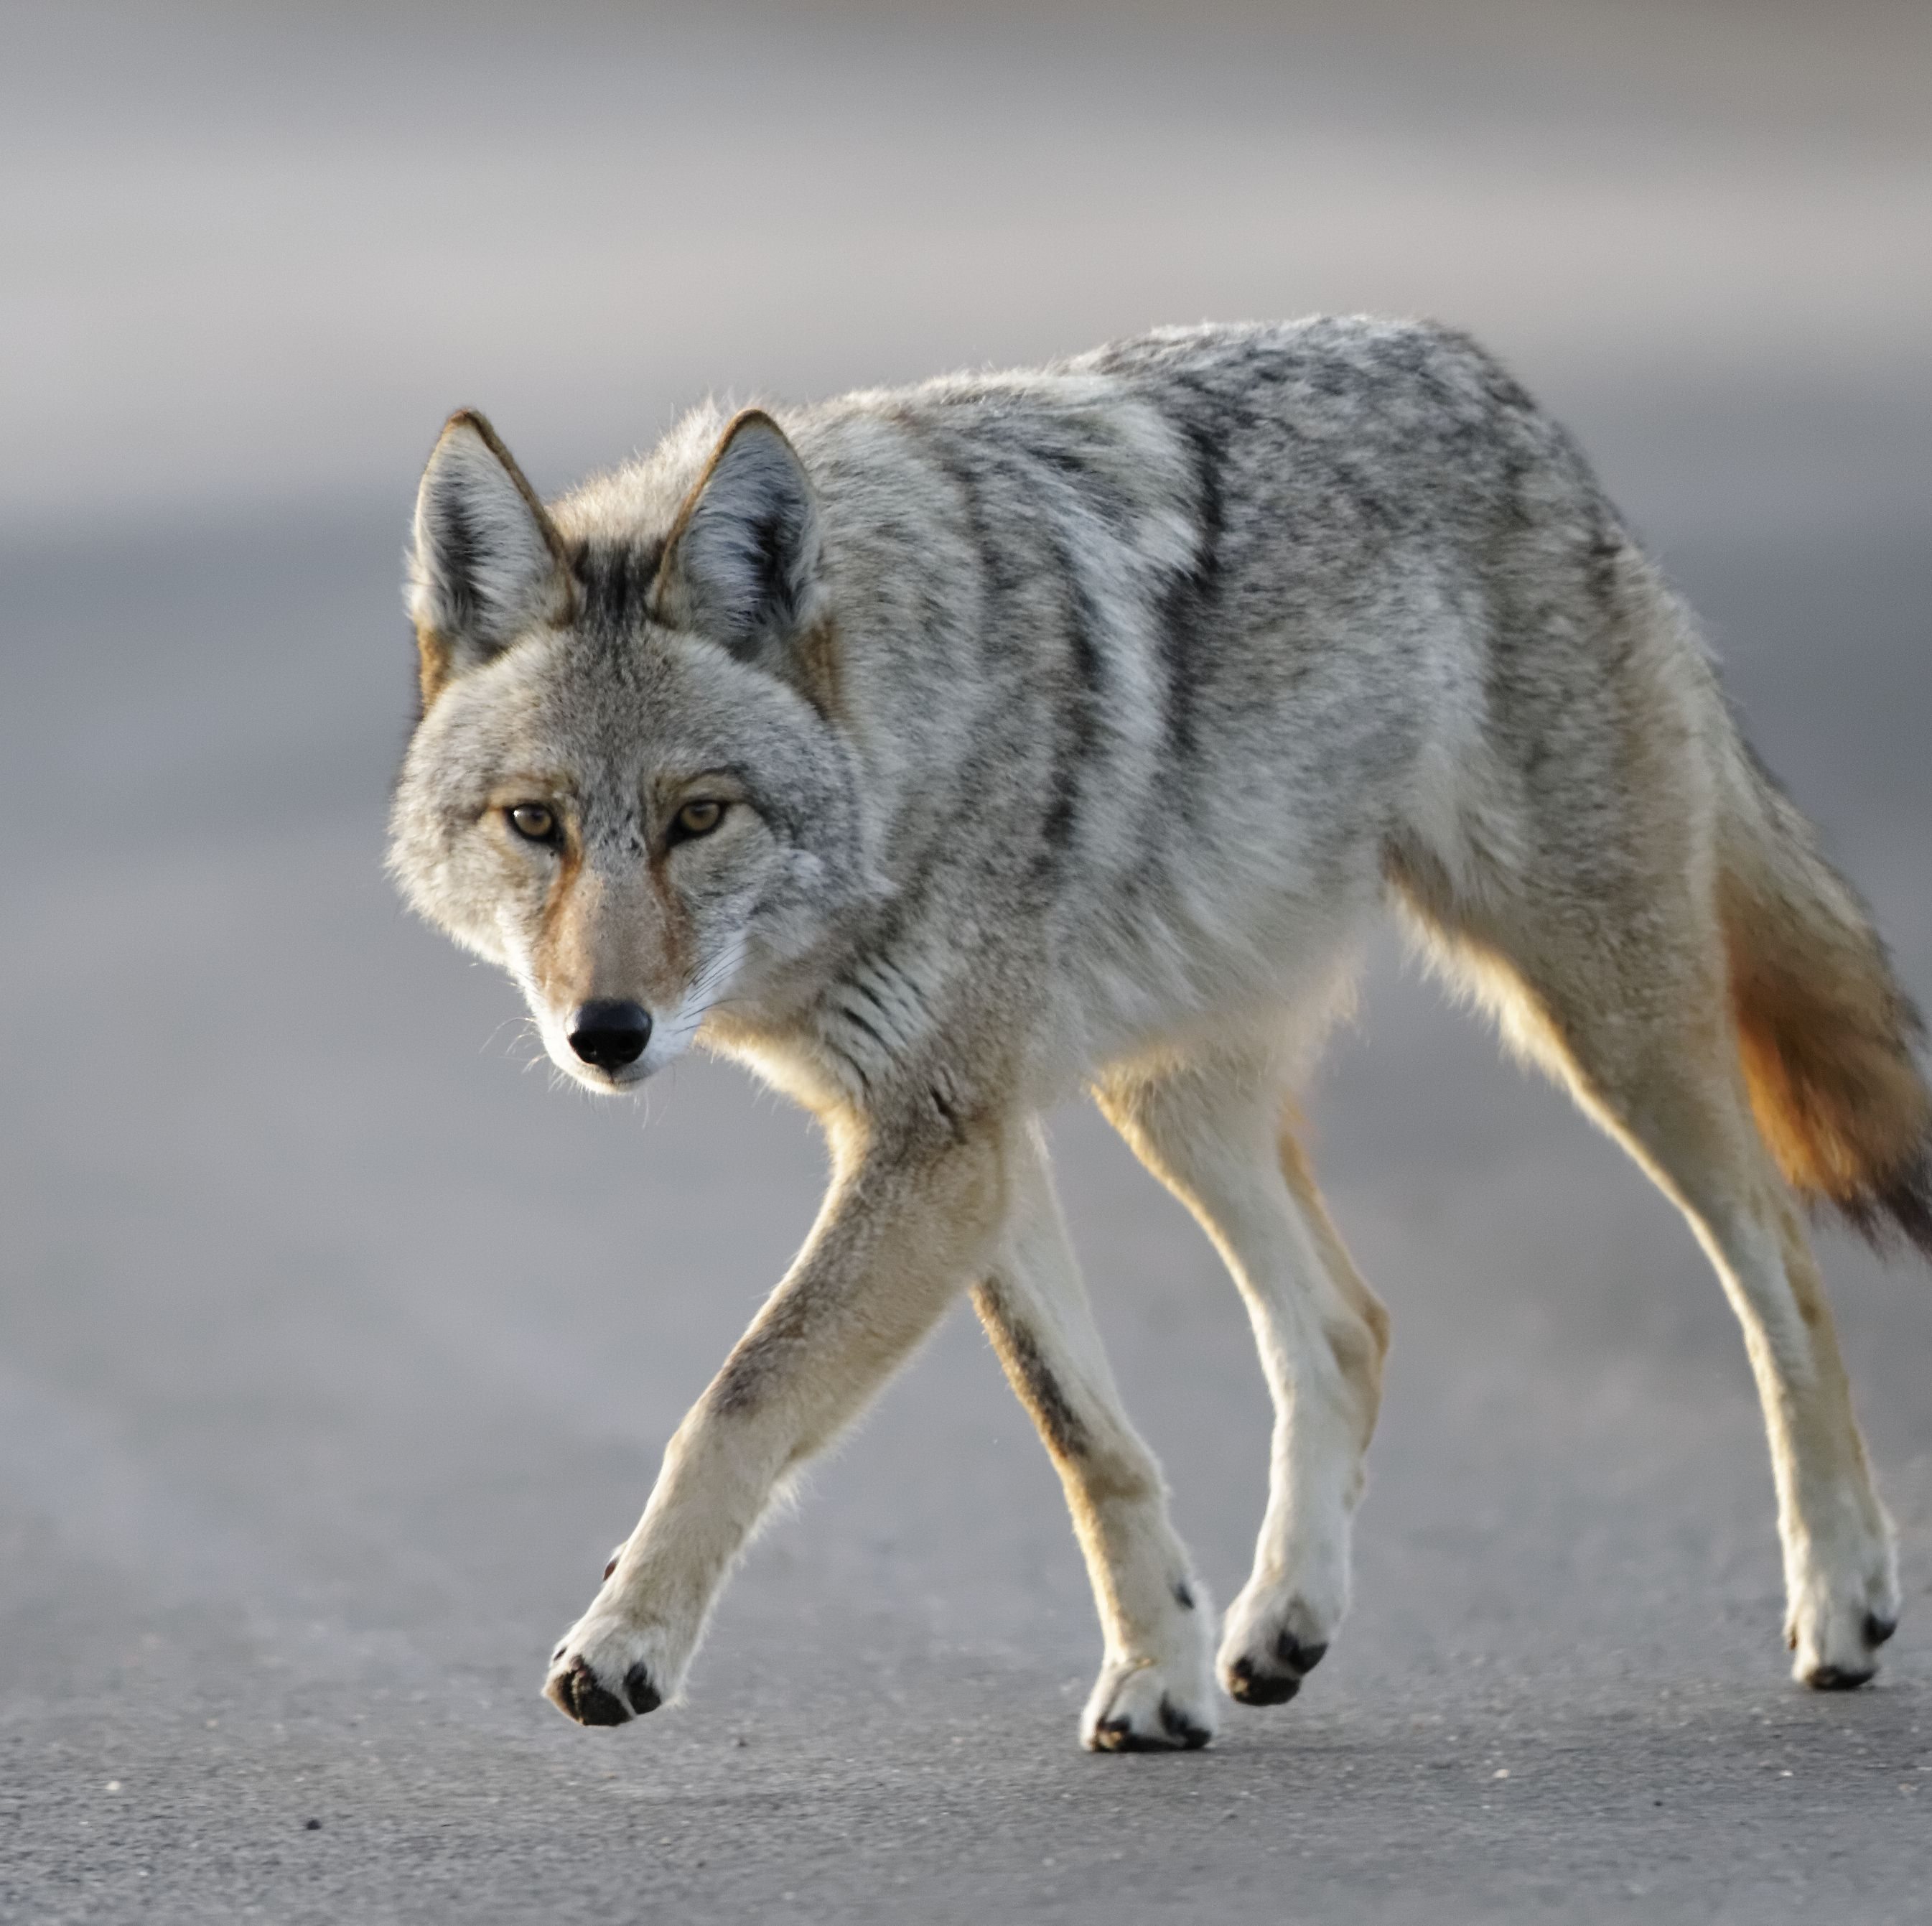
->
[1832,1140,1932,1263]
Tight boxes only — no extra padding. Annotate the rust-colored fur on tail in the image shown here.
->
[1721,748,1932,1256]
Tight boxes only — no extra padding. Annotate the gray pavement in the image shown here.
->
[3,6,1930,1921]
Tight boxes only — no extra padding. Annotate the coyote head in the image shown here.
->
[388,407,867,1091]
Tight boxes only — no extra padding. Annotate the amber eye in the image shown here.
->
[673,799,725,839]
[508,803,556,842]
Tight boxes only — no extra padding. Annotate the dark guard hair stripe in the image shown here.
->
[569,536,668,638]
[1155,404,1226,771]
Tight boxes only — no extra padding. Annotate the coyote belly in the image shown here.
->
[388,318,1930,1746]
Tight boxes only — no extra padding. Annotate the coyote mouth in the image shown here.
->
[566,1056,651,1094]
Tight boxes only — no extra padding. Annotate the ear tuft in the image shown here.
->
[407,411,572,701]
[656,411,821,661]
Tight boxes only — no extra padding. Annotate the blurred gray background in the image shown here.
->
[2,4,1928,1921]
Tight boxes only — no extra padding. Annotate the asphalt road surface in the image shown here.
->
[4,7,1930,1922]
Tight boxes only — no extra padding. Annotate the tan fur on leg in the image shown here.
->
[545,1115,1007,1724]
[972,1122,1215,1750]
[1394,850,1900,1690]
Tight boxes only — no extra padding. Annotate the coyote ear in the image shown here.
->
[655,410,821,662]
[407,411,573,704]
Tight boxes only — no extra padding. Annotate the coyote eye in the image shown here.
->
[673,799,725,840]
[507,803,556,842]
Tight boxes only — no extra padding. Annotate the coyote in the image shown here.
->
[390,319,1929,1749]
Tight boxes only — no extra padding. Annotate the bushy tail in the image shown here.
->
[1719,738,1932,1257]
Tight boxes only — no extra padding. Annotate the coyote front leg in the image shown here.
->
[972,1122,1215,1751]
[545,1117,1007,1726]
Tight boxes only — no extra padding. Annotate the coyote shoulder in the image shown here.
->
[389,318,1930,1747]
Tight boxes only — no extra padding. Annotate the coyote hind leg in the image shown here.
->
[973,1121,1216,1751]
[1397,862,1899,1688]
[1098,1046,1391,1708]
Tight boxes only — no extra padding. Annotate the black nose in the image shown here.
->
[568,1000,652,1071]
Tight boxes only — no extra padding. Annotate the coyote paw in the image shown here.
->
[1083,1658,1216,1751]
[1218,1583,1336,1706]
[543,1609,680,1728]
[1787,1541,1900,1690]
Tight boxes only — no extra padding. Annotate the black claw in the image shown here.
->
[556,1655,632,1726]
[1274,1632,1327,1676]
[1091,1716,1198,1754]
[1226,1655,1300,1706]
[1158,1697,1213,1749]
[1226,1632,1325,1707]
[1805,1662,1877,1693]
[623,1662,662,1716]
[1863,1611,1898,1650]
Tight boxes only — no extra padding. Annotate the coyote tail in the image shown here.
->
[1718,735,1932,1257]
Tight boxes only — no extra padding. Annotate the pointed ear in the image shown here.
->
[655,410,822,661]
[406,411,573,705]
